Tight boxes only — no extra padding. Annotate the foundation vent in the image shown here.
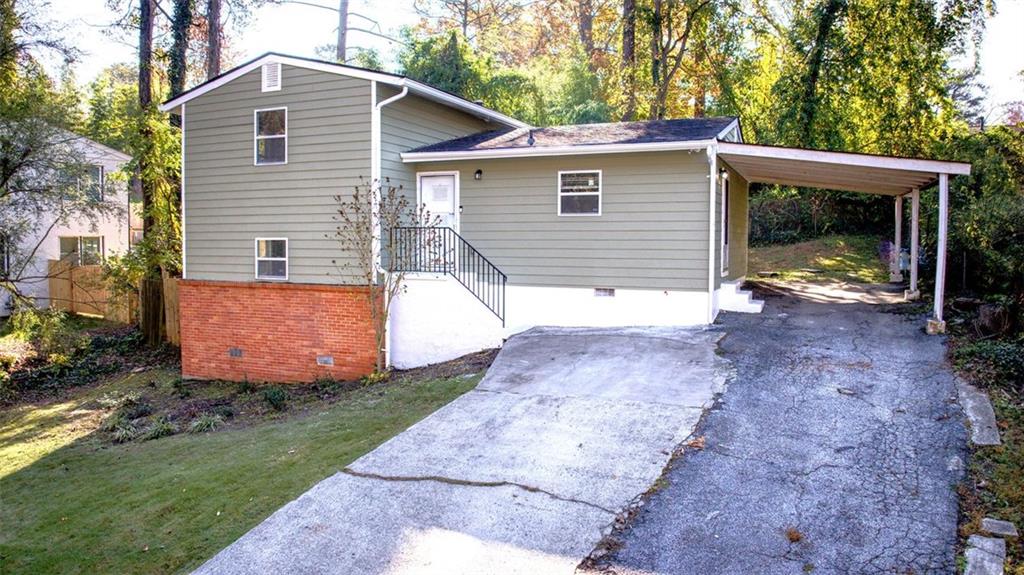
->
[228,347,243,358]
[316,355,334,366]
[594,288,616,297]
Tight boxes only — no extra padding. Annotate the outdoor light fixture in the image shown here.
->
[474,169,483,180]
[719,168,729,179]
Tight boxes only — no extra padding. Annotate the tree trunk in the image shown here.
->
[621,0,636,120]
[336,0,349,62]
[139,0,164,347]
[169,0,192,99]
[206,0,221,79]
[796,0,847,146]
[577,0,595,72]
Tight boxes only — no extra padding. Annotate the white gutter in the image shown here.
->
[401,139,715,163]
[371,82,409,371]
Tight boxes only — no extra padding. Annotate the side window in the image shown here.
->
[255,108,287,165]
[81,165,104,202]
[255,238,288,280]
[557,171,601,216]
[59,236,103,265]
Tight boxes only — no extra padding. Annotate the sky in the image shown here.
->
[43,0,1024,120]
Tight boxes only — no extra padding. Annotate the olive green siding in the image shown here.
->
[379,87,493,204]
[411,151,712,291]
[183,65,372,284]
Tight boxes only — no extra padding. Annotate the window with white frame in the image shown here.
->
[255,108,287,165]
[59,236,104,266]
[255,238,288,280]
[558,170,601,216]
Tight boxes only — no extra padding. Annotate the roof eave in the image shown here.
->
[717,142,971,176]
[401,139,715,162]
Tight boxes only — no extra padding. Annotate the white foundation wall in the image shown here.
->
[505,285,710,333]
[389,277,711,369]
[389,275,505,370]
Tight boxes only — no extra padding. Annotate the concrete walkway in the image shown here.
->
[595,287,969,574]
[193,327,731,575]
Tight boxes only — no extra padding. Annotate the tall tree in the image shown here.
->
[206,0,221,78]
[621,0,637,120]
[169,0,193,98]
[647,0,713,119]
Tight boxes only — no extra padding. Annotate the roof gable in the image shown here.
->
[158,53,527,129]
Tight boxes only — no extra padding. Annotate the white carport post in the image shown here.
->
[928,174,949,334]
[890,195,904,282]
[905,188,920,300]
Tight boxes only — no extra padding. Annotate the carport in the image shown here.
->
[716,142,972,333]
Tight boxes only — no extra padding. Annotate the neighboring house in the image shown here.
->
[160,53,970,383]
[1,135,132,317]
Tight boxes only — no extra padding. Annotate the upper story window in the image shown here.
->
[255,238,288,280]
[255,108,287,165]
[80,165,104,201]
[557,170,601,216]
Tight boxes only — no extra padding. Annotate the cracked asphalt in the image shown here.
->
[596,288,968,575]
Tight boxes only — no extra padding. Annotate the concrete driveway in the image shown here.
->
[193,327,731,575]
[594,284,969,574]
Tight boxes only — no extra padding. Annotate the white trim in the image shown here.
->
[706,146,718,323]
[158,53,527,128]
[720,173,730,277]
[181,102,187,279]
[254,107,288,166]
[254,237,289,281]
[716,118,742,142]
[402,139,714,162]
[557,170,602,217]
[934,174,949,323]
[416,171,461,231]
[910,187,920,292]
[261,62,282,92]
[717,142,971,176]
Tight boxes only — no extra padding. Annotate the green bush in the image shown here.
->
[188,414,223,433]
[111,420,140,443]
[952,339,1024,392]
[261,386,288,411]
[141,416,177,441]
[4,308,89,362]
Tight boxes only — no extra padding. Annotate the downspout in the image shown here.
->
[707,143,718,324]
[370,82,409,369]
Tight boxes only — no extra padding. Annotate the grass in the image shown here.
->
[0,368,481,574]
[749,234,890,283]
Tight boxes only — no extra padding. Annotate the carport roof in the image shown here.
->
[717,142,971,195]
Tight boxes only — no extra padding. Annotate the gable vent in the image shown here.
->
[261,62,281,92]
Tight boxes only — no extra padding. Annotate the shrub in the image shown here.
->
[141,416,177,441]
[171,377,191,399]
[361,371,390,386]
[213,404,235,419]
[6,308,89,360]
[111,420,140,443]
[952,339,1024,392]
[188,414,223,433]
[261,386,288,411]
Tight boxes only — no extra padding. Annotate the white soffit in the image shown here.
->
[717,142,971,196]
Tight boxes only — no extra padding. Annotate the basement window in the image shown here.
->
[255,238,288,280]
[558,170,601,216]
[254,107,287,165]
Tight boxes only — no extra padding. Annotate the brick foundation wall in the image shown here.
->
[178,280,377,383]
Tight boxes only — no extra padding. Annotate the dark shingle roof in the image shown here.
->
[409,117,737,154]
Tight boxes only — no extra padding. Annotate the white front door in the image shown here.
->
[418,173,458,230]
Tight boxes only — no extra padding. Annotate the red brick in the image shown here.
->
[178,279,378,383]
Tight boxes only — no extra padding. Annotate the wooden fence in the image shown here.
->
[47,261,180,345]
[48,260,134,323]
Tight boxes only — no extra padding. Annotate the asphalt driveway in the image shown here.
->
[193,327,731,575]
[594,284,968,574]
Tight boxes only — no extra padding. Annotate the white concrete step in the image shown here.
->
[719,281,765,314]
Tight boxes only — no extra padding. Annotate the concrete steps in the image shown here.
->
[718,280,765,314]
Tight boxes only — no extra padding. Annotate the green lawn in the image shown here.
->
[749,234,890,283]
[0,369,480,574]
